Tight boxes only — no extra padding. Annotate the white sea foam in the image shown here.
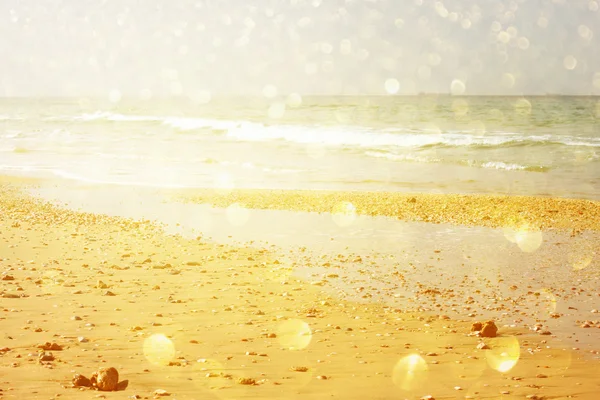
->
[46,111,600,149]
[480,161,527,171]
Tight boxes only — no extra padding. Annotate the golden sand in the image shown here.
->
[175,189,600,232]
[1,179,600,399]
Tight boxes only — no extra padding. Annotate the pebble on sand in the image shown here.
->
[478,321,498,338]
[90,367,119,391]
[72,374,92,388]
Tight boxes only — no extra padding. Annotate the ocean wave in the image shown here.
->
[365,151,550,172]
[45,111,600,149]
[226,123,600,149]
[365,151,439,163]
[50,111,240,132]
[477,161,550,172]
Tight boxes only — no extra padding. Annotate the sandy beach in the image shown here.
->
[1,176,600,400]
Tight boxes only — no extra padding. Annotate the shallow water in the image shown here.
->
[30,182,600,355]
[2,96,599,199]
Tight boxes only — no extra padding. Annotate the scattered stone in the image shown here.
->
[154,389,170,396]
[38,351,54,362]
[186,261,202,266]
[536,373,548,379]
[477,342,490,350]
[291,366,309,372]
[480,321,498,338]
[38,342,62,351]
[96,280,109,289]
[90,367,119,391]
[237,377,256,385]
[72,374,92,387]
[1,275,15,281]
[316,375,328,380]
[78,337,89,343]
[471,322,483,332]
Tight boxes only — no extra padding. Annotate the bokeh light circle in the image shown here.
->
[277,319,312,350]
[485,336,520,373]
[143,334,176,366]
[392,354,428,391]
[331,201,357,227]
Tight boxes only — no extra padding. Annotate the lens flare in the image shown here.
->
[563,55,577,70]
[485,336,520,373]
[226,203,250,227]
[392,354,428,391]
[191,358,234,392]
[277,319,312,350]
[452,99,469,116]
[214,173,235,195]
[568,238,596,271]
[287,93,303,107]
[385,78,400,94]
[534,288,558,316]
[268,102,286,119]
[450,79,466,95]
[503,220,543,253]
[143,334,176,366]
[514,98,532,115]
[331,201,357,227]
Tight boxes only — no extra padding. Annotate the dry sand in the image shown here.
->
[1,177,600,399]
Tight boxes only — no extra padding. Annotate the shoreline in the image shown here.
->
[173,188,600,232]
[1,176,600,399]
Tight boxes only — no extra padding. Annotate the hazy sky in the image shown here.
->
[1,0,599,97]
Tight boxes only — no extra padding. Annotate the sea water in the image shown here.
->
[1,95,599,199]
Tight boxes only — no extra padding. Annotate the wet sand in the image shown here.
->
[173,188,600,232]
[1,177,600,399]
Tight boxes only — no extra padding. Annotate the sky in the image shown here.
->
[1,0,599,97]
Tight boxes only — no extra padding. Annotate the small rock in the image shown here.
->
[291,366,309,372]
[316,375,328,380]
[72,374,92,387]
[471,322,483,332]
[78,337,89,343]
[536,373,548,379]
[38,352,54,362]
[154,389,170,396]
[480,321,498,338]
[91,367,119,391]
[38,342,62,351]
[476,342,490,350]
[96,280,109,289]
[237,377,256,385]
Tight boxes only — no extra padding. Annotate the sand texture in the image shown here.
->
[175,189,600,232]
[1,179,600,400]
